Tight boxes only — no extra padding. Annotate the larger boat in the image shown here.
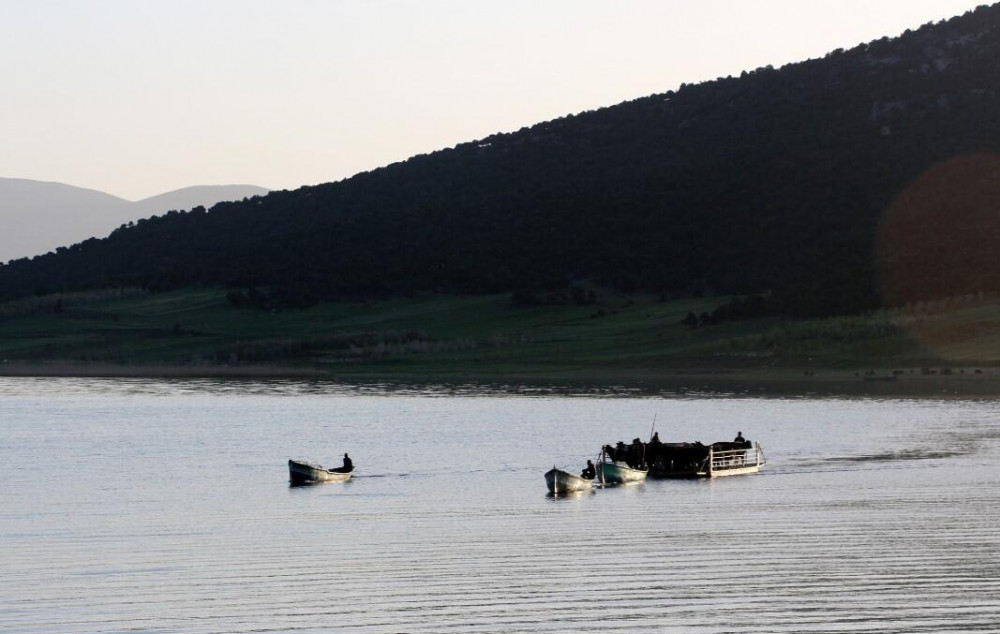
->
[646,440,766,478]
[602,438,766,478]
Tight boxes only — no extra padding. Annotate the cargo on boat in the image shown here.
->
[602,436,765,478]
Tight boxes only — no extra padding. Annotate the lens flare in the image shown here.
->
[877,153,1000,360]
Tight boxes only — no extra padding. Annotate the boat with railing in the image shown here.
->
[602,437,765,479]
[704,442,766,477]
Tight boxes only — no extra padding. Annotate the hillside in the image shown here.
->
[2,5,1000,316]
[0,179,268,262]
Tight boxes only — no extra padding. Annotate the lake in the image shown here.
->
[2,378,998,633]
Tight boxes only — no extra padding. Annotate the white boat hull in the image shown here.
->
[710,464,761,477]
[596,461,648,485]
[288,459,353,485]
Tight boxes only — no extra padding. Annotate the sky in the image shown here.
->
[0,0,987,200]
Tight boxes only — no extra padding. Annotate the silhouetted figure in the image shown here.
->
[734,431,745,443]
[615,441,627,462]
[581,460,595,479]
[647,431,662,467]
[630,438,645,469]
[333,453,353,473]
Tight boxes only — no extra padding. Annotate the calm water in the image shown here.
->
[1,378,999,633]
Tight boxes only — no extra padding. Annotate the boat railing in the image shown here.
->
[709,443,765,471]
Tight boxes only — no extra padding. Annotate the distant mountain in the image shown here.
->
[0,179,269,262]
[2,4,1000,316]
[0,179,131,262]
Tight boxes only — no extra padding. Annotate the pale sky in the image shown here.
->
[0,0,986,200]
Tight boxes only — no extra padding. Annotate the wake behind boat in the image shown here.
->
[545,467,594,494]
[288,459,353,485]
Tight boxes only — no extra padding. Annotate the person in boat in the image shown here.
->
[734,431,749,445]
[647,431,662,467]
[615,441,627,462]
[333,453,353,473]
[630,438,645,469]
[581,460,595,480]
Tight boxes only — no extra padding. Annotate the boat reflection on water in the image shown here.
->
[289,478,356,489]
[545,488,594,500]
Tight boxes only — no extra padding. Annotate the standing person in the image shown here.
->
[647,431,662,469]
[630,438,645,469]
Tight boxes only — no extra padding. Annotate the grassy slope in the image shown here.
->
[2,289,999,382]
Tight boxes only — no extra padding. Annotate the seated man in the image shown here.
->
[332,452,353,473]
[580,460,596,480]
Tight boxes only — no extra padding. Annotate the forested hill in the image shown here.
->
[3,5,1000,316]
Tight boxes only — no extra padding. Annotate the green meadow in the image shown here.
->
[2,287,999,385]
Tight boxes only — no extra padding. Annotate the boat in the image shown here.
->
[288,459,353,485]
[601,436,765,478]
[595,460,648,485]
[644,440,766,478]
[544,467,594,494]
[703,441,766,477]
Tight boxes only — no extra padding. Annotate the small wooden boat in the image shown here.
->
[288,459,353,485]
[595,461,648,485]
[544,467,594,494]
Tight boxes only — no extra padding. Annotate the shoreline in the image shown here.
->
[0,362,327,379]
[3,361,1000,396]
